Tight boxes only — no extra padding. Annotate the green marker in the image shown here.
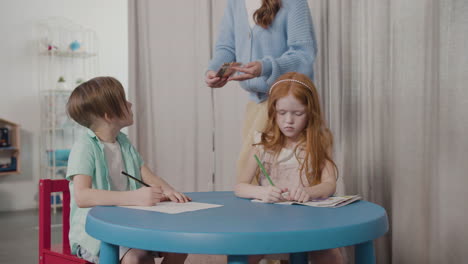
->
[254,154,275,186]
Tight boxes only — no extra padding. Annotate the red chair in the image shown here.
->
[39,179,91,264]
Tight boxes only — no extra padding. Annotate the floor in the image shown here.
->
[0,209,61,264]
[0,209,348,264]
[0,209,228,264]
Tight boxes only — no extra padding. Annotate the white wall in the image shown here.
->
[0,0,128,211]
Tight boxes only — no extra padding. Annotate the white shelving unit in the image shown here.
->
[37,18,99,211]
[40,90,80,180]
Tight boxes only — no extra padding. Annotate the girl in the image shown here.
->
[66,76,189,264]
[235,72,343,264]
[205,0,317,181]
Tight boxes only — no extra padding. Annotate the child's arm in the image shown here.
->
[288,160,337,202]
[306,160,337,198]
[73,174,163,208]
[140,165,191,203]
[234,147,287,203]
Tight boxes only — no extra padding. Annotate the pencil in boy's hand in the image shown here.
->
[121,171,150,187]
[254,154,275,186]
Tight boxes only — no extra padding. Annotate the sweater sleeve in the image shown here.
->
[207,0,237,72]
[260,0,317,86]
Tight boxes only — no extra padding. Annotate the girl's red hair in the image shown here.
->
[258,72,337,185]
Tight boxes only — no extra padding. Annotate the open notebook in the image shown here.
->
[252,195,361,208]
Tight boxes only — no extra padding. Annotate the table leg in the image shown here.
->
[100,241,119,264]
[227,255,248,264]
[290,252,308,264]
[355,240,376,264]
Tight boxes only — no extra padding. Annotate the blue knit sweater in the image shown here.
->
[208,0,317,103]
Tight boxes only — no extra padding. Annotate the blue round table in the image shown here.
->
[86,191,388,264]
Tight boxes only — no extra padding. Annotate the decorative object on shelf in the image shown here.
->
[46,149,71,167]
[69,40,81,51]
[48,44,58,51]
[40,38,59,51]
[0,127,10,147]
[0,118,20,176]
[0,157,17,173]
[56,76,68,90]
[75,78,84,85]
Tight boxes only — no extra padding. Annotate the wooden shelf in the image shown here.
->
[0,118,20,176]
[45,166,68,170]
[0,147,19,151]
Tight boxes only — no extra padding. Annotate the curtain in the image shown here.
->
[128,0,216,192]
[129,0,468,263]
[309,1,393,262]
[310,0,468,263]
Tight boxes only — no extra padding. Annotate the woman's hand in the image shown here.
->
[287,184,310,203]
[162,187,191,203]
[205,70,228,88]
[229,61,262,81]
[260,186,288,203]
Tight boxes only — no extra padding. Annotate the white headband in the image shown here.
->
[269,79,312,94]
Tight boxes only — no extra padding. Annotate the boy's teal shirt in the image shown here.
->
[66,129,144,257]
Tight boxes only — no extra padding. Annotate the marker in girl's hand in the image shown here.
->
[254,154,289,199]
[254,154,275,186]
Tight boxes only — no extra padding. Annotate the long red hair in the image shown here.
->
[258,72,337,186]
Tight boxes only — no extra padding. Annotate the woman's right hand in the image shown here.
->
[205,70,228,88]
[259,186,288,203]
[133,186,164,206]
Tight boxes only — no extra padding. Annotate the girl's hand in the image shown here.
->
[260,186,288,203]
[163,188,192,203]
[229,61,262,81]
[133,186,164,206]
[287,184,310,203]
[205,70,228,88]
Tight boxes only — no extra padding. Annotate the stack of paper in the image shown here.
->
[253,195,362,208]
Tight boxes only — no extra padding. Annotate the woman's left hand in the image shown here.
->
[287,184,310,203]
[229,61,262,81]
[162,188,191,203]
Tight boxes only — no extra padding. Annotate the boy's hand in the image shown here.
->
[134,186,163,206]
[287,184,310,203]
[162,187,191,203]
[260,186,288,203]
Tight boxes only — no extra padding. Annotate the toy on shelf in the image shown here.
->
[0,127,10,147]
[47,44,58,51]
[69,40,81,51]
[56,76,68,90]
[46,149,71,167]
[0,118,20,176]
[75,78,84,85]
[41,38,59,52]
[0,157,17,173]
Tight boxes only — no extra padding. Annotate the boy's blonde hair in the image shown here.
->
[67,76,129,128]
[258,72,337,186]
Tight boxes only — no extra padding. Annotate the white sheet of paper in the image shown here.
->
[119,201,223,214]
